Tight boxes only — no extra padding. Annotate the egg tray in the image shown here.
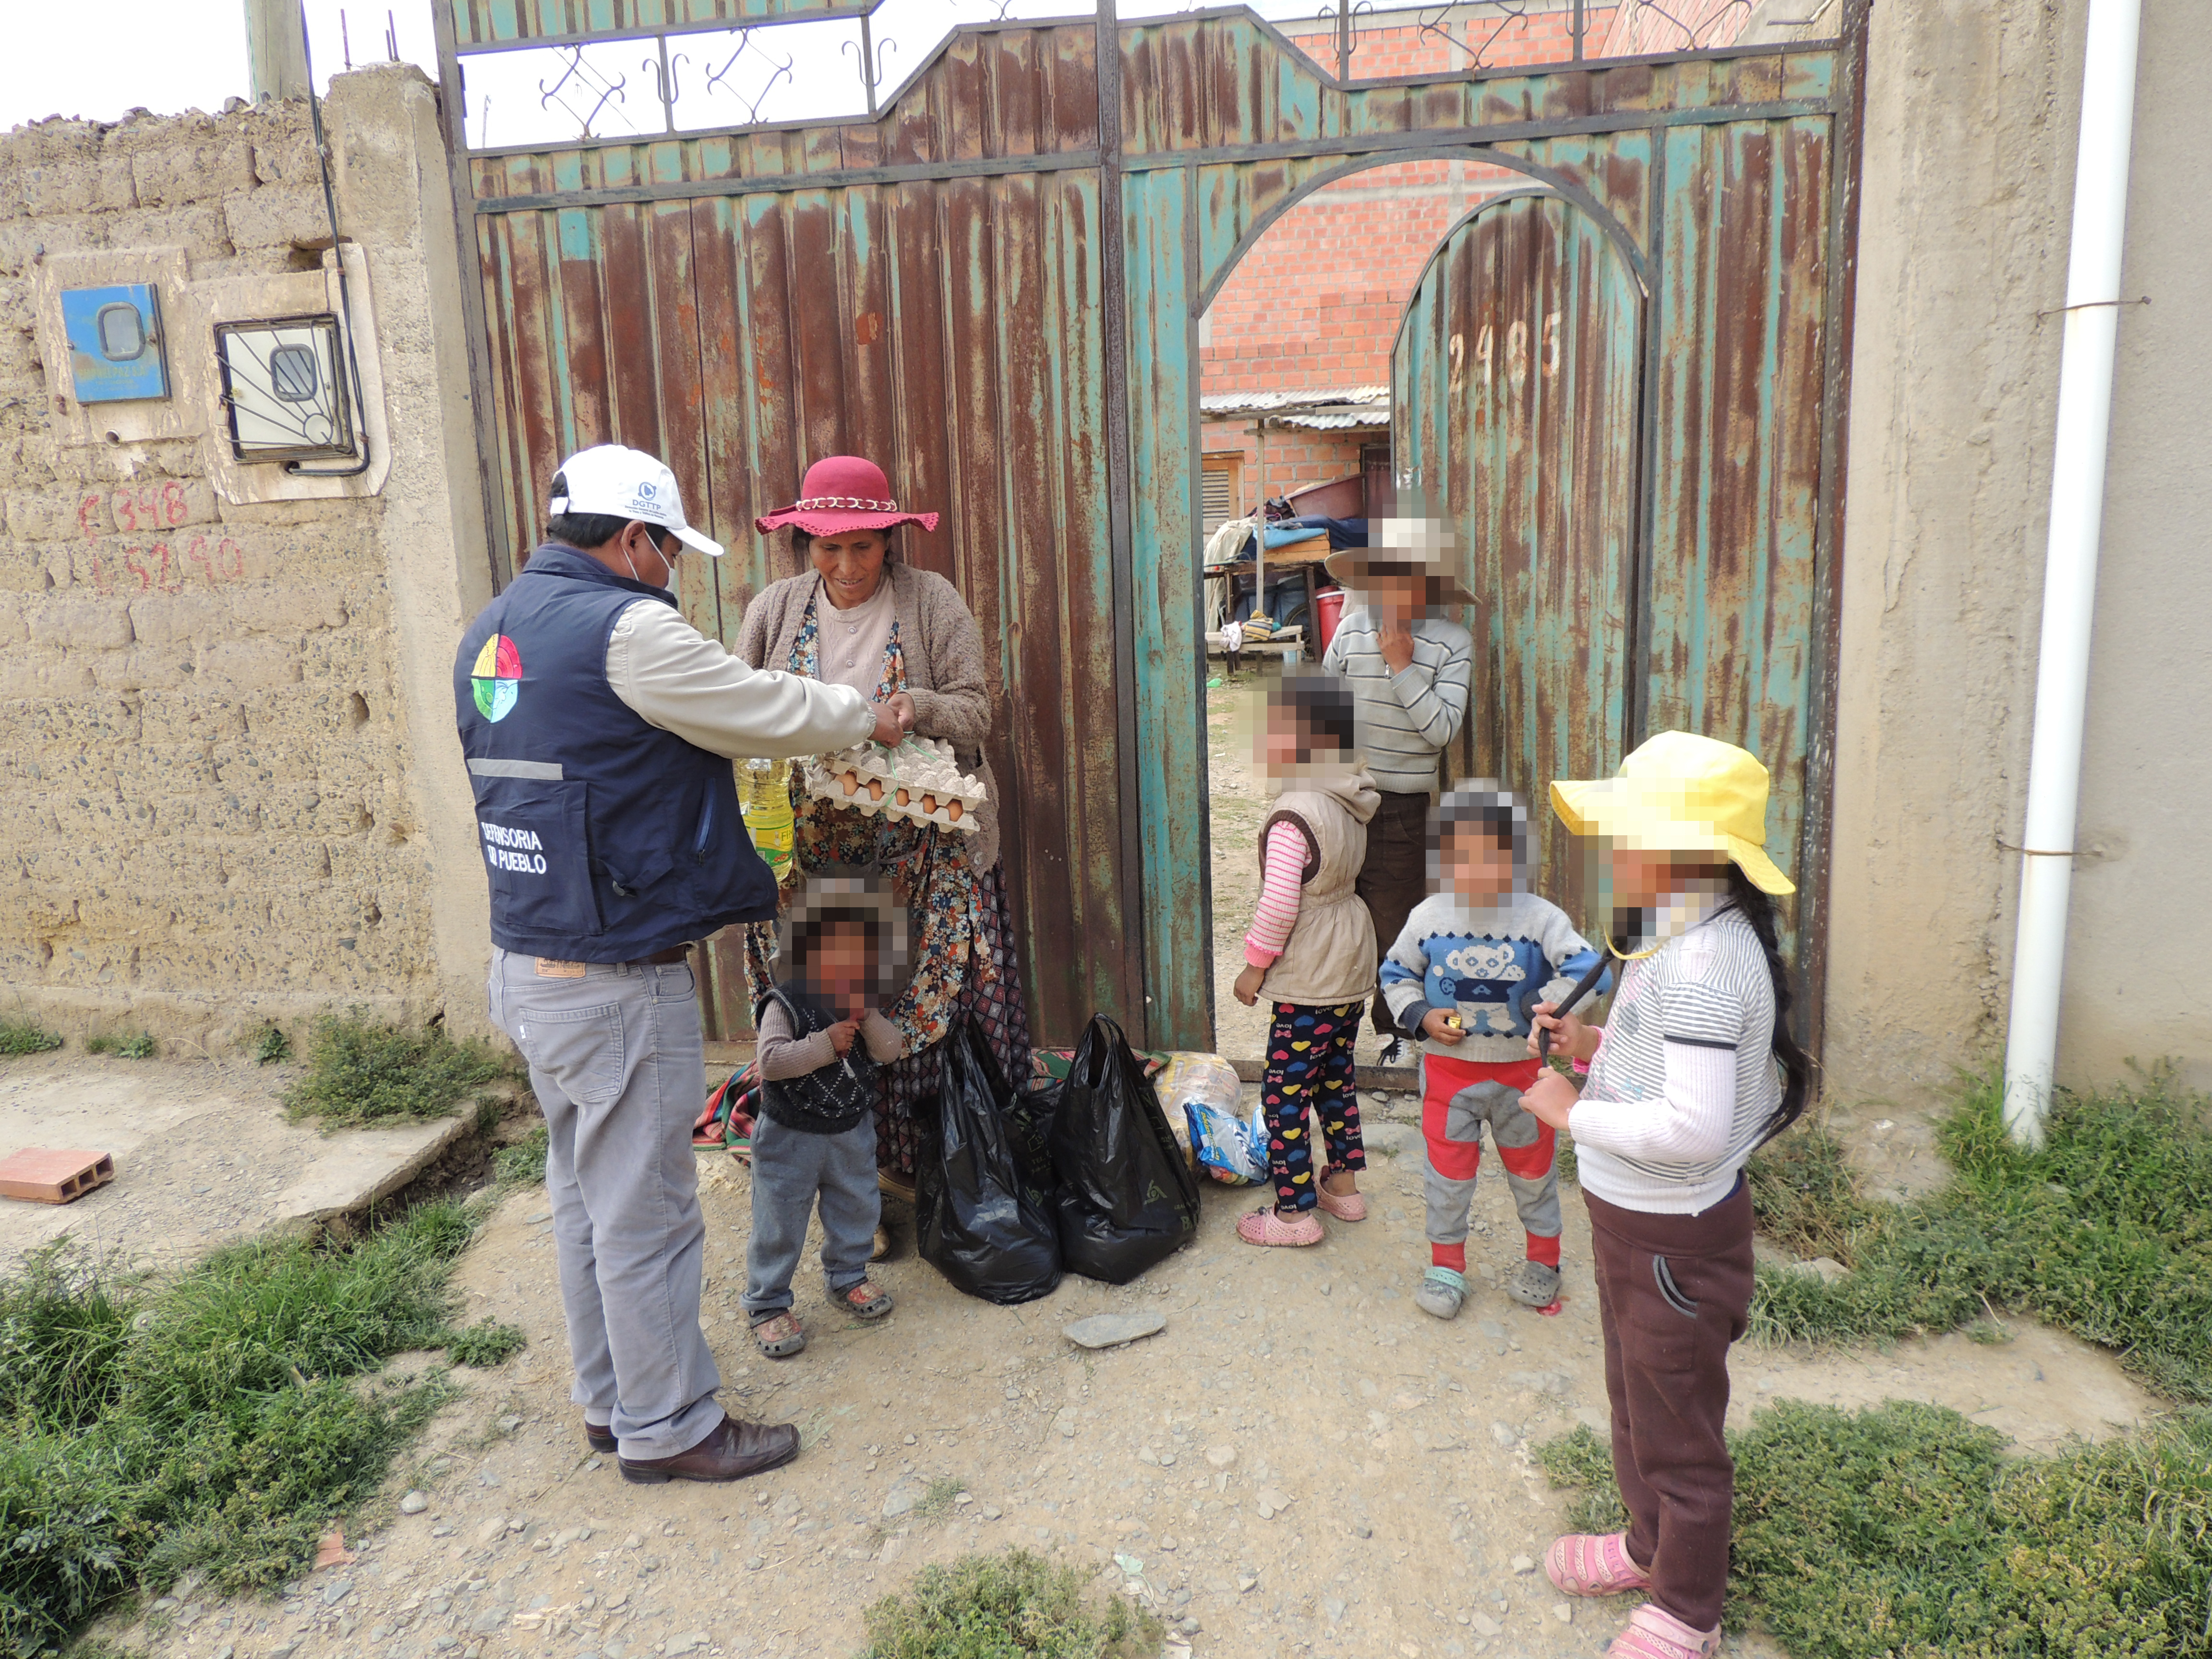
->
[803,736,985,834]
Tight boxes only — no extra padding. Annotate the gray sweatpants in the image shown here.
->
[1423,1070,1563,1249]
[488,949,721,1461]
[742,1113,879,1317]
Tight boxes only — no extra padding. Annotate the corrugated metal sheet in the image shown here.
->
[1393,191,1642,910]
[473,22,1138,1044]
[454,4,1868,1050]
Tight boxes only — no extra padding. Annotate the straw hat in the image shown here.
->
[1322,516,1475,605]
[754,456,940,539]
[1549,731,1795,896]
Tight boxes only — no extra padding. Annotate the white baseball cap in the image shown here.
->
[548,444,724,557]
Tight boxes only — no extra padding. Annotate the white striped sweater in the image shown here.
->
[1320,609,1474,796]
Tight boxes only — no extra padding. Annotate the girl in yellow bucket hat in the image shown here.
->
[1516,731,1813,1659]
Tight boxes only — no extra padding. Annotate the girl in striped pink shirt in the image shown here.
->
[1230,672,1381,1247]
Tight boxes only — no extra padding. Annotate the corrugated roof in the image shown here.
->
[1200,385,1388,414]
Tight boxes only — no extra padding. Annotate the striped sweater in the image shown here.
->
[1569,907,1784,1215]
[1320,609,1475,795]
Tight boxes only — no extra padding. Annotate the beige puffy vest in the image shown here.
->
[1256,776,1379,1007]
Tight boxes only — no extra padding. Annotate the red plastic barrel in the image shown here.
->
[1314,586,1346,655]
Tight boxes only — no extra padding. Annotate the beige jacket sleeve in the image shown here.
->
[606,598,875,759]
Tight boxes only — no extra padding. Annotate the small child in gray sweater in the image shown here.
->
[743,874,907,1359]
[1378,785,1606,1319]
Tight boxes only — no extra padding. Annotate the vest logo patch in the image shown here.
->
[471,634,522,722]
[481,819,548,874]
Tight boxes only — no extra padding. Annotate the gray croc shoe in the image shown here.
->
[1504,1259,1562,1308]
[1414,1265,1468,1320]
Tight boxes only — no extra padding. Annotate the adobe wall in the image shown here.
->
[0,64,493,1053]
[1825,0,2212,1106]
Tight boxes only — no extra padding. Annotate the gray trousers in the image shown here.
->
[488,948,721,1460]
[742,1112,879,1317]
[1423,1074,1564,1247]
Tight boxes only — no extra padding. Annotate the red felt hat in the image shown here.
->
[753,456,940,538]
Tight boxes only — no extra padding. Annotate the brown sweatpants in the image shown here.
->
[1356,787,1436,1039]
[1584,1177,1755,1634]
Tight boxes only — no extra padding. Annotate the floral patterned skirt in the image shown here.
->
[743,795,1033,1178]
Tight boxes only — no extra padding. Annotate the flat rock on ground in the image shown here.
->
[1065,1311,1167,1349]
[84,1134,2154,1659]
[0,1055,471,1272]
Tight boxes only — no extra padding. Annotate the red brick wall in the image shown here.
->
[1290,7,1621,79]
[1196,4,1628,507]
[1200,155,1525,397]
[1200,425,1377,515]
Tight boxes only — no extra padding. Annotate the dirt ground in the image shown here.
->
[95,1079,2153,1659]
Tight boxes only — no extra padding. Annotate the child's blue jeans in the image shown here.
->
[742,1113,879,1317]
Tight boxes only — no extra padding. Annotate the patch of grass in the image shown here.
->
[250,1025,291,1066]
[493,1123,549,1187]
[443,1320,527,1369]
[1744,1067,2212,1400]
[283,1014,511,1128]
[84,1032,156,1059]
[0,1019,65,1056]
[858,1549,1162,1659]
[912,1476,965,1523]
[1539,1403,2212,1659]
[0,1201,483,1654]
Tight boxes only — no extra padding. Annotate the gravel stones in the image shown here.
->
[1553,1602,1575,1623]
[1510,1553,1537,1574]
[399,1491,429,1514]
[1063,1311,1166,1349]
[1054,1406,1079,1438]
[1253,1488,1293,1519]
[1204,1445,1236,1468]
[319,1579,351,1606]
[472,1516,506,1547]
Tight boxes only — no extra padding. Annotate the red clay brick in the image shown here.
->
[0,1147,116,1204]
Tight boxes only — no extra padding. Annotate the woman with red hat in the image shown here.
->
[736,457,1032,1218]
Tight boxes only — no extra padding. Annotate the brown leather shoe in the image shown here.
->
[618,1411,800,1485]
[585,1421,616,1455]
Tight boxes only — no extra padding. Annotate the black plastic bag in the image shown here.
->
[915,1019,1063,1305]
[1048,1014,1203,1284]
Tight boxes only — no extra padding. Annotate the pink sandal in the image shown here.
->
[1605,1604,1722,1659]
[1236,1205,1324,1247]
[1546,1531,1652,1598]
[1314,1179,1366,1222]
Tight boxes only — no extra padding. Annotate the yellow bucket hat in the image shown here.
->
[1550,731,1795,896]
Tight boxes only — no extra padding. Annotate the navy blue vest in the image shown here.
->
[452,544,779,962]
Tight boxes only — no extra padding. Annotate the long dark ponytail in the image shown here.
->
[1723,865,1815,1144]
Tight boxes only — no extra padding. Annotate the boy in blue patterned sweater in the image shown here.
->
[1379,784,1607,1319]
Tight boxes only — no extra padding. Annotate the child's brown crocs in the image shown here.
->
[750,1310,806,1358]
[830,1279,895,1320]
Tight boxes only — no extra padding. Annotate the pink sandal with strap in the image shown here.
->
[1236,1205,1324,1247]
[1314,1181,1366,1222]
[1605,1604,1723,1659]
[1546,1531,1653,1598]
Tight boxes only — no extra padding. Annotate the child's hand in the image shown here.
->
[825,1018,861,1056]
[1520,1066,1579,1131]
[1233,964,1266,1007]
[1420,1008,1466,1045]
[1527,1002,1601,1063]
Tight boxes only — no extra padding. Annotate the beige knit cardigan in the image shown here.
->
[735,562,1004,874]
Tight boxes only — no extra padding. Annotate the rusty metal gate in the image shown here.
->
[435,1,1868,1052]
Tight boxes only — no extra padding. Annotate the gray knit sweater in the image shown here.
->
[735,562,1004,873]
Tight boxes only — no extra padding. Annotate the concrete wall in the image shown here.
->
[1823,0,2212,1108]
[0,65,493,1052]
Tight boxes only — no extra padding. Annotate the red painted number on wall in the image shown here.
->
[97,536,244,595]
[108,481,191,534]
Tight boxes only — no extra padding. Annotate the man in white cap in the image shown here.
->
[454,445,905,1484]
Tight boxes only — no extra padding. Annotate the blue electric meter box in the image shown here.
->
[60,284,171,403]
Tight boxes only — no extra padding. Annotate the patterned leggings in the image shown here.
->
[1261,1000,1366,1213]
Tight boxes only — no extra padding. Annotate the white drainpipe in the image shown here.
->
[2001,0,2144,1146]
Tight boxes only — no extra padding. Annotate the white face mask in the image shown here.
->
[620,527,674,592]
[1611,879,1729,960]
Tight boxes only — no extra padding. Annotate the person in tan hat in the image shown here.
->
[736,456,1032,1232]
[1515,731,1814,1659]
[1320,518,1477,1062]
